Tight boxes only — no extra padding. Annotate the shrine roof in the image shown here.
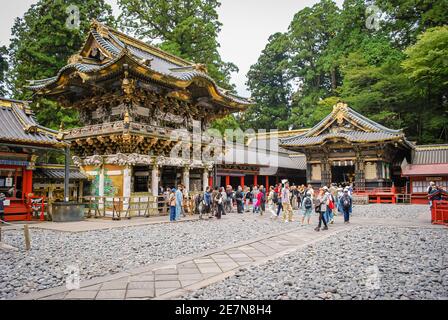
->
[34,165,88,180]
[0,97,66,148]
[280,102,411,148]
[401,163,448,176]
[412,144,448,164]
[27,21,251,108]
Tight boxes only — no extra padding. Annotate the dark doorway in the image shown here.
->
[133,166,150,193]
[331,165,355,185]
[160,166,180,189]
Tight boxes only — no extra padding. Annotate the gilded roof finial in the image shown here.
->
[57,122,65,140]
[124,111,130,124]
[192,63,208,74]
[333,101,348,112]
[90,19,109,38]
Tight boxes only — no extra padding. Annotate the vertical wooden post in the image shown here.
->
[24,225,31,250]
[240,176,245,188]
[254,174,258,186]
[265,176,269,190]
[64,147,70,202]
[225,176,230,187]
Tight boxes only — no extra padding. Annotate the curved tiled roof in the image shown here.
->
[27,22,251,107]
[0,98,65,147]
[412,144,448,164]
[281,131,404,147]
[280,104,407,147]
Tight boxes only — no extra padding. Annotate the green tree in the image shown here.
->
[376,0,448,48]
[8,0,115,129]
[286,0,341,129]
[118,0,237,90]
[402,26,448,142]
[0,46,8,97]
[245,32,291,131]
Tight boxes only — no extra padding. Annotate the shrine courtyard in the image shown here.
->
[1,204,447,300]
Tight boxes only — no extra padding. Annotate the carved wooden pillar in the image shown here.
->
[321,158,331,187]
[202,169,209,191]
[183,166,190,193]
[306,163,312,183]
[355,158,365,189]
[151,164,159,196]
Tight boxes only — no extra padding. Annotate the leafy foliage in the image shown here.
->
[118,0,237,90]
[0,46,8,97]
[245,0,448,143]
[7,0,115,129]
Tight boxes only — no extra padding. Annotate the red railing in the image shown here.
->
[431,200,448,226]
[354,187,405,194]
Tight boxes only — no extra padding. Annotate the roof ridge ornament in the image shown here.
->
[333,101,348,112]
[90,19,109,39]
[192,63,208,74]
[333,102,348,125]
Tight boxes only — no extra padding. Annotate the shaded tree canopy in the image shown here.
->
[245,0,448,143]
[7,0,115,129]
[0,46,8,97]
[118,0,237,90]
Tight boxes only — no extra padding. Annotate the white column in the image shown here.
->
[123,165,131,209]
[183,166,190,193]
[151,165,159,196]
[99,166,105,209]
[202,169,209,191]
[99,167,105,197]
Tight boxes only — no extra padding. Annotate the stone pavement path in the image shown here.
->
[13,207,443,300]
[15,221,352,300]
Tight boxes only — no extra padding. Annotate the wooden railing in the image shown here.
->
[81,196,159,220]
[80,192,202,220]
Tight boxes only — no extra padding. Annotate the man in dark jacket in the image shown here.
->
[339,188,352,223]
[235,186,244,214]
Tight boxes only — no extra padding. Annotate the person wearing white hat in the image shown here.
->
[322,186,335,224]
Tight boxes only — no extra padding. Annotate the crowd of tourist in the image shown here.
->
[162,181,356,232]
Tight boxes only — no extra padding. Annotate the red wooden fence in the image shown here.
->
[431,200,448,226]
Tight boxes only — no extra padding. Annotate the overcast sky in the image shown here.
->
[0,0,343,97]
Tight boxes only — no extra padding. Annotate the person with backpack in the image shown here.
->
[220,187,227,215]
[274,183,282,218]
[301,192,313,225]
[211,186,219,216]
[339,188,353,223]
[215,187,225,219]
[244,186,251,212]
[252,186,259,214]
[260,185,266,215]
[322,186,335,224]
[314,188,328,231]
[235,186,244,213]
[168,188,177,222]
[225,185,233,213]
[204,186,212,218]
[267,186,277,219]
[194,192,203,218]
[281,182,293,223]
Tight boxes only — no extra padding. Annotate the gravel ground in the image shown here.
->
[0,215,299,299]
[350,204,427,219]
[185,225,448,300]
